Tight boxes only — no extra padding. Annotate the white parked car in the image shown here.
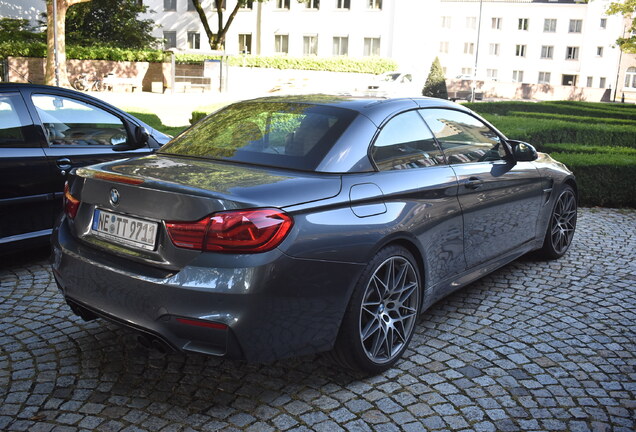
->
[365,72,419,97]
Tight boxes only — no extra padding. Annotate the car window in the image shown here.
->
[0,93,33,148]
[160,101,356,172]
[31,94,128,147]
[372,110,445,171]
[419,109,506,164]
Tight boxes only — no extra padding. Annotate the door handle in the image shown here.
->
[56,158,72,176]
[464,176,484,189]
[56,158,72,170]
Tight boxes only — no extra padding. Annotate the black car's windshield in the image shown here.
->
[159,101,357,171]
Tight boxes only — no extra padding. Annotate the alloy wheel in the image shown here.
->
[551,189,577,255]
[359,256,419,364]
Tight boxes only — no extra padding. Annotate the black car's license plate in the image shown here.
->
[91,209,158,251]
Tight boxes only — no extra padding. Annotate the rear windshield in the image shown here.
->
[159,101,357,171]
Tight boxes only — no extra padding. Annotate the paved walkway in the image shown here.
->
[0,208,634,431]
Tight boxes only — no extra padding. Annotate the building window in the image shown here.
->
[164,0,176,11]
[538,72,551,84]
[569,19,583,33]
[562,74,577,86]
[544,18,556,32]
[440,41,449,54]
[625,67,636,88]
[337,0,350,9]
[489,43,499,56]
[466,17,477,29]
[187,0,195,11]
[540,45,553,59]
[187,32,200,49]
[306,0,319,9]
[518,18,529,30]
[303,35,318,55]
[599,77,606,88]
[239,33,252,54]
[461,67,472,76]
[492,17,502,30]
[566,46,579,60]
[364,37,381,56]
[597,46,604,57]
[163,31,177,49]
[241,0,254,9]
[275,34,289,54]
[333,36,348,56]
[586,76,593,87]
[486,69,498,80]
[276,0,290,9]
[515,45,526,57]
[512,70,524,83]
[368,0,382,9]
[213,0,226,9]
[600,18,607,29]
[441,16,451,28]
[464,42,474,55]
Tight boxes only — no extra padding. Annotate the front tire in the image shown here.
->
[331,246,421,374]
[537,185,577,260]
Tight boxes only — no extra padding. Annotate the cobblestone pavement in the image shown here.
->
[1,208,635,432]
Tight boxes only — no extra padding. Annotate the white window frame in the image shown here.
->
[515,44,526,57]
[512,70,524,83]
[466,17,477,30]
[364,37,380,56]
[441,16,451,28]
[275,34,289,54]
[492,17,502,30]
[566,46,579,60]
[625,67,636,89]
[569,19,583,33]
[306,0,319,9]
[333,36,349,56]
[239,33,252,54]
[489,43,499,56]
[486,69,498,80]
[464,42,474,55]
[544,18,556,32]
[540,45,553,59]
[440,41,449,54]
[187,31,200,50]
[518,18,529,31]
[368,0,382,10]
[303,35,318,56]
[336,0,350,9]
[538,72,551,84]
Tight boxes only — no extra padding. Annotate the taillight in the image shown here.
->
[63,182,80,219]
[165,209,293,253]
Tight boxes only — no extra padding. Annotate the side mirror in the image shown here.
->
[510,140,538,162]
[134,125,149,147]
[112,125,149,151]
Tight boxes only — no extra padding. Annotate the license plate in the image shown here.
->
[91,209,158,251]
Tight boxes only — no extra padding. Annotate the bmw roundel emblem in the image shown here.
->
[109,188,120,206]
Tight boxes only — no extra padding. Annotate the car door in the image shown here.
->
[0,90,58,248]
[367,110,465,287]
[419,108,543,268]
[26,90,154,197]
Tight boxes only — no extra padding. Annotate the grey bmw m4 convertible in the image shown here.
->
[52,96,577,373]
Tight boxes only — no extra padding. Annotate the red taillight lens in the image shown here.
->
[63,182,80,219]
[165,209,293,253]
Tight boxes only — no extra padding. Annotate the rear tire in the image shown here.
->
[536,185,577,260]
[331,246,421,374]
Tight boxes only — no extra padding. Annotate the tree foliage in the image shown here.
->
[607,0,636,52]
[0,18,44,44]
[191,0,268,50]
[65,0,159,49]
[422,57,448,99]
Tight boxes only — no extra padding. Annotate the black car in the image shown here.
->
[0,83,170,254]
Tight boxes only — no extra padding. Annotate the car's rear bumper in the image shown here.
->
[51,220,364,362]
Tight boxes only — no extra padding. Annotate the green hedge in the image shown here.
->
[465,100,636,121]
[480,115,636,149]
[550,151,636,208]
[0,41,397,74]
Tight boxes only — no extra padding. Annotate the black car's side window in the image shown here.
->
[31,94,128,147]
[0,93,33,148]
[419,109,506,164]
[371,110,445,171]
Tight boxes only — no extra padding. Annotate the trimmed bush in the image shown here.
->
[480,115,636,149]
[465,100,636,121]
[550,152,636,208]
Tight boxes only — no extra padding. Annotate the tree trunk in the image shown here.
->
[45,0,92,87]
